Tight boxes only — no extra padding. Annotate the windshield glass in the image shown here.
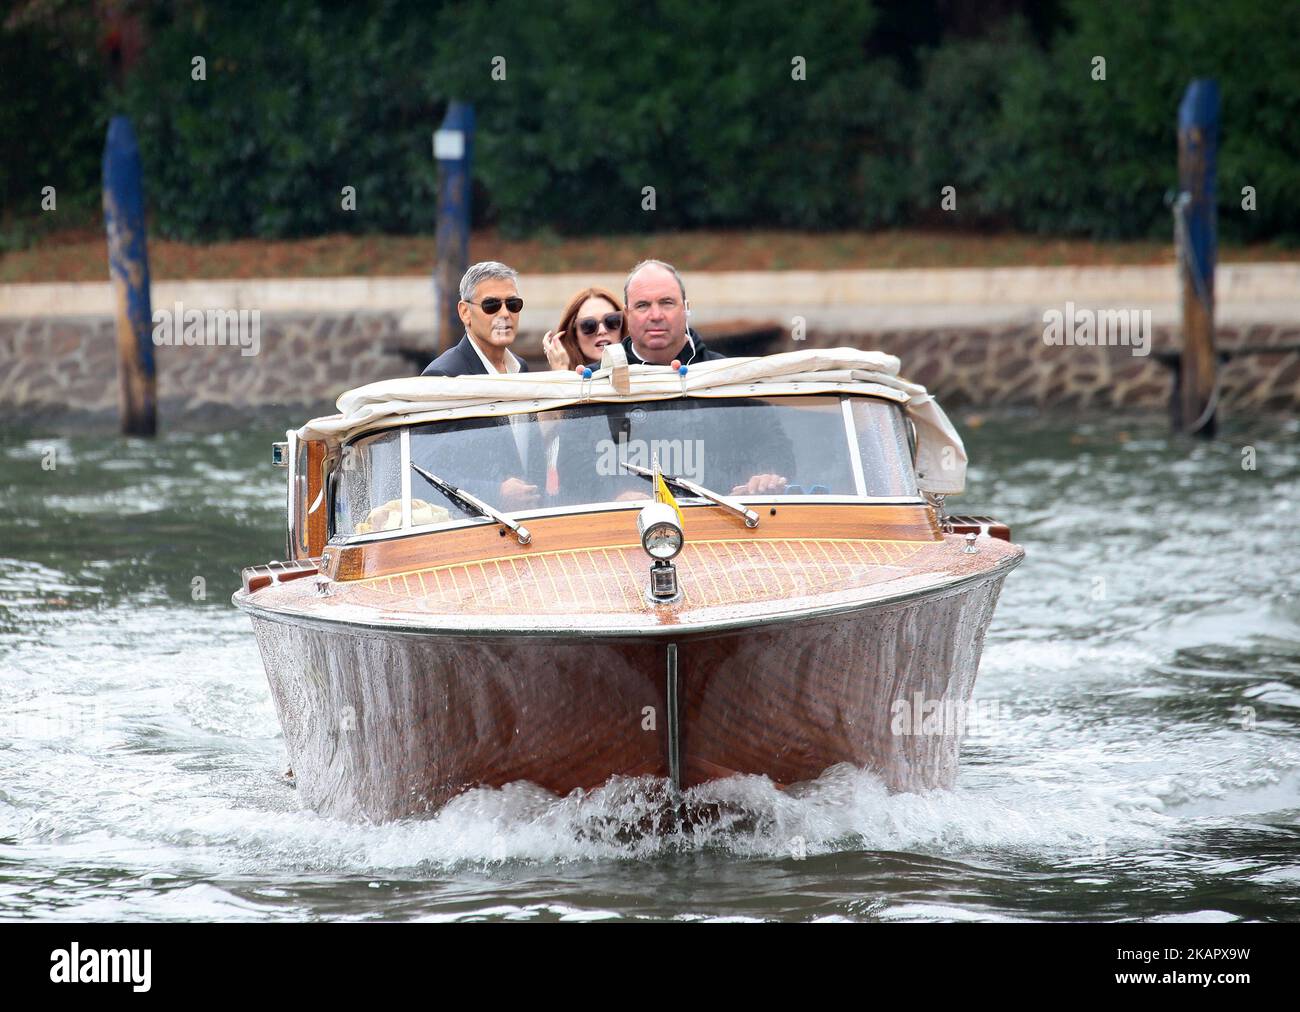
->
[851,397,918,497]
[332,395,917,538]
[332,429,403,536]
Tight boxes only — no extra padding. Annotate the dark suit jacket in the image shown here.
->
[414,413,544,509]
[415,335,539,506]
[420,334,530,377]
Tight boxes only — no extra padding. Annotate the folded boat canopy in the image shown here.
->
[298,348,968,494]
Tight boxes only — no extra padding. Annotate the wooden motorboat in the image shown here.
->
[234,349,1022,822]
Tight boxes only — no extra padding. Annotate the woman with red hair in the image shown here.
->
[540,286,627,371]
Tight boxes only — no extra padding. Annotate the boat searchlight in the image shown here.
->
[637,502,683,603]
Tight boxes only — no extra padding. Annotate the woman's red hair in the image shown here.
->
[553,287,627,369]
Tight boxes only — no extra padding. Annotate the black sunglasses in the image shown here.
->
[576,313,623,337]
[468,296,523,314]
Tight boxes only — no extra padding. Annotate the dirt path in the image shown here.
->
[3,227,1297,284]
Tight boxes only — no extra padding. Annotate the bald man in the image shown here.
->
[621,259,724,366]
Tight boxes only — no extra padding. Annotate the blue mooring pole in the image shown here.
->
[103,115,157,436]
[1175,79,1219,437]
[433,102,474,357]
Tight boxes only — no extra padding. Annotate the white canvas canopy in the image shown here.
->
[299,348,968,494]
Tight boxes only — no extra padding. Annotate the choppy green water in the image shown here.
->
[1,411,1297,922]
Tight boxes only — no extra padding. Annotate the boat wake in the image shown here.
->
[336,761,1186,869]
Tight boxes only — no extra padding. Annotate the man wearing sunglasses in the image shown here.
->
[421,261,530,378]
[421,261,541,510]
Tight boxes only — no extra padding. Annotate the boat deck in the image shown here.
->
[237,531,1022,636]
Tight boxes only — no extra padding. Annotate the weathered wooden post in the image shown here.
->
[433,102,474,356]
[103,114,156,436]
[1175,79,1219,437]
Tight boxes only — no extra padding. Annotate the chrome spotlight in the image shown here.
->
[637,502,683,602]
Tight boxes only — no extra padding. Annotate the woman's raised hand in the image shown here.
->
[541,329,570,371]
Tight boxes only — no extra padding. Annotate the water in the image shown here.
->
[1,411,1297,922]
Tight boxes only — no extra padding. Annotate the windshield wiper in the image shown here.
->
[411,463,532,545]
[620,461,760,528]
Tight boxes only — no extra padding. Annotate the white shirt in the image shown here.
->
[467,334,529,472]
[467,333,523,376]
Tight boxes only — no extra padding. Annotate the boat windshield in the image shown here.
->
[332,394,916,538]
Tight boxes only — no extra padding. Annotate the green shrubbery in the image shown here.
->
[0,18,107,246]
[907,23,1027,229]
[118,0,441,239]
[427,0,910,234]
[3,0,1297,244]
[986,0,1300,242]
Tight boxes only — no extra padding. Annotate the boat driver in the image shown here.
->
[621,260,786,495]
[621,259,723,369]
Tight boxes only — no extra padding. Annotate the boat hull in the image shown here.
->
[246,570,1011,822]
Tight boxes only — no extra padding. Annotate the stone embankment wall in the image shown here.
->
[2,266,1297,422]
[3,313,1297,422]
[803,321,1300,413]
[0,312,408,421]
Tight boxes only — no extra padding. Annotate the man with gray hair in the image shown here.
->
[421,261,530,377]
[420,261,540,509]
[620,259,725,366]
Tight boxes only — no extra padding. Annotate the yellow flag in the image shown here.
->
[655,471,685,528]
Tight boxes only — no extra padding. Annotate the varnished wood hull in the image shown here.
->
[245,567,1012,822]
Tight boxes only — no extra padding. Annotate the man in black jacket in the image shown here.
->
[422,260,531,377]
[419,261,539,509]
[619,260,782,494]
[621,259,725,367]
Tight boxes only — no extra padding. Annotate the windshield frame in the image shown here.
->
[327,392,923,545]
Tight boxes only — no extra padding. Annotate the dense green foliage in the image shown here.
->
[988,0,1300,241]
[427,0,910,234]
[3,0,1296,243]
[118,0,441,238]
[0,19,108,243]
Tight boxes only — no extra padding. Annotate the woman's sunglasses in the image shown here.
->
[576,313,623,337]
[468,296,524,314]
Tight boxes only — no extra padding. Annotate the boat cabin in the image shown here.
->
[265,349,977,591]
